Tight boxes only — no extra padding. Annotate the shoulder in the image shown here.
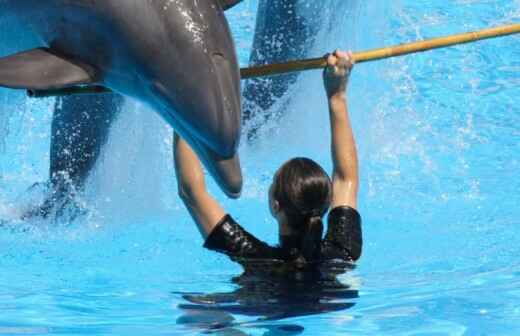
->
[321,206,363,262]
[328,206,361,227]
[204,214,282,260]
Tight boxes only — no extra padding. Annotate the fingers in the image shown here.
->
[324,49,354,79]
[327,53,338,67]
[325,53,338,77]
[332,49,355,68]
[334,49,349,59]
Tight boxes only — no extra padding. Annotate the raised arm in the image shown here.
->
[323,51,359,209]
[174,134,226,239]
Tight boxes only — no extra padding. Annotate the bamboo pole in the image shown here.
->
[28,23,520,98]
[241,22,520,78]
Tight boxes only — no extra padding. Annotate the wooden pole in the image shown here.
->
[241,22,520,78]
[28,23,520,98]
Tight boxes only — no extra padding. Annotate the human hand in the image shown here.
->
[323,50,355,99]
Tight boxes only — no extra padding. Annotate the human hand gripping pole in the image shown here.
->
[323,50,355,99]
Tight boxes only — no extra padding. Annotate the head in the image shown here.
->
[269,158,332,263]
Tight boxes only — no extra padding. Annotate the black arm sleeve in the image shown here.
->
[321,206,363,262]
[204,215,279,260]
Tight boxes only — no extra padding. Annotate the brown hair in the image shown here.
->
[272,157,332,265]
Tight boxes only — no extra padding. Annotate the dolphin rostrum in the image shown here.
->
[0,0,244,197]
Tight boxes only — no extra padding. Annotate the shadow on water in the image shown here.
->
[175,261,359,335]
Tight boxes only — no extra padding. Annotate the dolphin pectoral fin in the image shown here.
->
[0,48,96,90]
[218,0,244,10]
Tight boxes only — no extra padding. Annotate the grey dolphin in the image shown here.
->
[243,0,357,139]
[0,0,243,197]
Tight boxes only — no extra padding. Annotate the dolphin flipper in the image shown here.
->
[0,48,96,90]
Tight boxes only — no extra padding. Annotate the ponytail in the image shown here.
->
[299,215,324,262]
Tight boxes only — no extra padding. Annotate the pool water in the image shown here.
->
[1,1,519,335]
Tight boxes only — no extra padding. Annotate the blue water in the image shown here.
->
[1,1,519,335]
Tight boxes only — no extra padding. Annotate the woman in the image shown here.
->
[174,50,361,276]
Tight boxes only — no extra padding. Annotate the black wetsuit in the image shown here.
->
[204,206,363,279]
[178,206,362,330]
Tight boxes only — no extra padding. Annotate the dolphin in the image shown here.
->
[0,0,243,197]
[243,0,357,139]
[243,0,323,138]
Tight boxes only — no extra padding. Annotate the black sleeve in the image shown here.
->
[321,206,363,262]
[204,215,279,260]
